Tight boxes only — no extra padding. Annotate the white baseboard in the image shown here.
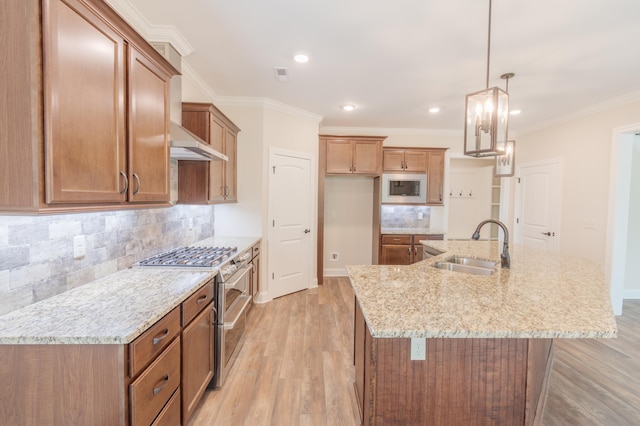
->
[323,267,347,277]
[253,291,272,304]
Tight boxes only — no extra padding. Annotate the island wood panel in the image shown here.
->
[366,337,541,425]
[0,344,128,426]
[525,339,554,425]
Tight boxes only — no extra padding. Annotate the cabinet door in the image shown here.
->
[208,113,226,202]
[411,235,430,263]
[325,139,353,173]
[128,47,171,203]
[380,244,412,265]
[44,0,127,204]
[427,151,445,204]
[181,306,214,423]
[382,150,405,172]
[404,150,428,172]
[224,127,238,202]
[353,140,381,175]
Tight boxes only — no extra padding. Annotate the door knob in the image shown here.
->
[304,229,311,234]
[541,232,552,236]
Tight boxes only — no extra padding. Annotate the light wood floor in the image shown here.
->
[188,277,640,426]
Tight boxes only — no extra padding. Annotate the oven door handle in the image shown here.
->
[224,264,252,289]
[224,295,250,330]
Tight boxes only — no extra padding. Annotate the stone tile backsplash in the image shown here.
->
[381,205,431,229]
[0,204,215,315]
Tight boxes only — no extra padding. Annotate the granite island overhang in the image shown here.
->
[346,241,617,425]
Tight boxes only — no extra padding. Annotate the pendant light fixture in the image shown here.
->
[464,0,509,157]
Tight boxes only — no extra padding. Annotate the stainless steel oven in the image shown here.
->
[212,246,253,388]
[136,244,253,389]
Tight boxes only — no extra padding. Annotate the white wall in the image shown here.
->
[516,98,640,264]
[323,177,374,275]
[448,162,494,240]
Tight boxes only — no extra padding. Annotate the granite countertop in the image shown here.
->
[346,240,617,339]
[0,236,260,345]
[381,228,445,235]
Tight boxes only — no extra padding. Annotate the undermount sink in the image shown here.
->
[445,256,497,269]
[431,256,497,275]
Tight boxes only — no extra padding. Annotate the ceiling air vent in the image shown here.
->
[273,67,289,82]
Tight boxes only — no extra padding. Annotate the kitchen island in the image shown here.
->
[347,241,617,425]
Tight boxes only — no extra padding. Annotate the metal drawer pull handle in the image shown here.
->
[132,173,140,195]
[119,171,128,195]
[197,294,208,304]
[152,375,169,395]
[152,329,169,345]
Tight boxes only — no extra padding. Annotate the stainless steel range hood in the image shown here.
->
[170,121,228,161]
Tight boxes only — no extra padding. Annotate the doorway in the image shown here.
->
[268,149,315,300]
[606,123,640,315]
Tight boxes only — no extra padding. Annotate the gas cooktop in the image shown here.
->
[137,246,238,268]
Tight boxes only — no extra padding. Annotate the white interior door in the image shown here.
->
[268,150,313,299]
[514,159,562,251]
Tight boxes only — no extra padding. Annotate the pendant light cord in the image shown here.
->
[486,0,492,89]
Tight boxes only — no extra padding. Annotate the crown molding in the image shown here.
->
[105,0,194,57]
[217,97,323,123]
[319,126,462,137]
[520,90,640,135]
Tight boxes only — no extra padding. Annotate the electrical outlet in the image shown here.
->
[331,252,339,261]
[418,212,424,219]
[73,235,86,259]
[411,337,426,360]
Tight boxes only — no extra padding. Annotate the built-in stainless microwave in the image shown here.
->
[381,173,428,204]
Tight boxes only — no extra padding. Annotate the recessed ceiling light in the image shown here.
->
[510,109,522,115]
[294,54,309,63]
[428,107,440,113]
[341,104,356,111]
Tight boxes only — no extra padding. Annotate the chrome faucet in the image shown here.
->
[471,219,510,268]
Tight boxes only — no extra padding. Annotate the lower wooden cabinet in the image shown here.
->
[130,337,181,426]
[0,281,218,426]
[379,234,443,265]
[248,241,261,312]
[181,303,214,423]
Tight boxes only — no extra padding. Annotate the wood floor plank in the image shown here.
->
[187,279,639,426]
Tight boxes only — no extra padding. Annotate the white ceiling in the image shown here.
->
[119,0,640,133]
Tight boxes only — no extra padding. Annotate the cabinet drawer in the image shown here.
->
[130,337,181,426]
[381,235,411,245]
[151,388,181,426]
[130,307,180,377]
[417,234,444,241]
[182,280,214,326]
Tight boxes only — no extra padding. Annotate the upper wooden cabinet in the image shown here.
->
[179,102,240,204]
[0,0,177,213]
[427,150,445,204]
[383,149,428,172]
[321,136,384,176]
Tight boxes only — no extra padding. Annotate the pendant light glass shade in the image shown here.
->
[464,86,509,157]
